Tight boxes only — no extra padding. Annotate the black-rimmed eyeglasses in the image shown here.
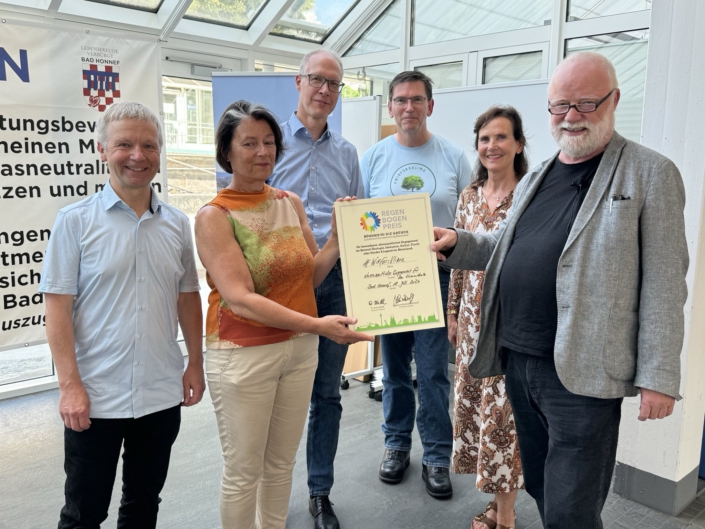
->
[548,89,616,115]
[303,74,345,93]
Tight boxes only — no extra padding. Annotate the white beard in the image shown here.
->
[551,112,614,158]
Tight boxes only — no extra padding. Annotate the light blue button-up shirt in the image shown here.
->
[268,112,364,249]
[38,182,200,419]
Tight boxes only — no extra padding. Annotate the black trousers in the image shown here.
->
[58,405,181,529]
[504,351,622,529]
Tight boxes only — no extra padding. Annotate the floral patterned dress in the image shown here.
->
[448,185,523,494]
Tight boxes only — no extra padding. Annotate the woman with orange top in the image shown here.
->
[195,100,371,529]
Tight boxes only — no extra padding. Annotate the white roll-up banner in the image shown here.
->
[0,20,163,350]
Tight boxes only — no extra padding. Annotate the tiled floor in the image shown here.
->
[1,380,704,529]
[597,490,705,529]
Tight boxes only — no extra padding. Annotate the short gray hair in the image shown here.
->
[96,102,164,150]
[298,49,343,77]
[557,51,619,89]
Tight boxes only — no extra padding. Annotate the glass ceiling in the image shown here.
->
[87,0,163,13]
[568,0,651,21]
[185,0,270,29]
[344,0,402,56]
[270,0,361,43]
[412,0,553,46]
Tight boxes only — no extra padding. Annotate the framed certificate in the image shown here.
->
[334,194,445,335]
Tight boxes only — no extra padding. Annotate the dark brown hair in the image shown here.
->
[215,100,284,174]
[470,105,529,190]
[388,70,434,101]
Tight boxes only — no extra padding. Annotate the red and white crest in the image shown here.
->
[82,63,120,112]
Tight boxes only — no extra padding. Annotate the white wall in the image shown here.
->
[616,0,705,483]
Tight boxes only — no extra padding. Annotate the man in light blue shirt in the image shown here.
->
[39,102,204,529]
[267,49,362,529]
[361,71,471,499]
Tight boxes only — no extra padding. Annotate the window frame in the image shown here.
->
[477,42,549,85]
[409,53,469,88]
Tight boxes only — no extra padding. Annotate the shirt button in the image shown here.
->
[139,306,144,310]
[311,166,315,170]
[314,224,318,227]
[310,187,315,191]
[138,334,143,339]
[138,248,143,253]
[139,277,144,282]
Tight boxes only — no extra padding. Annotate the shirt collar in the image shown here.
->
[100,180,161,214]
[289,111,330,140]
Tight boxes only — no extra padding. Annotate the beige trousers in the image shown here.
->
[206,333,319,529]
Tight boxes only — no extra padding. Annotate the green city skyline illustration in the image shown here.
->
[356,312,439,331]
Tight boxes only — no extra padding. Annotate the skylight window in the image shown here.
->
[185,0,270,29]
[270,0,360,43]
[86,0,164,13]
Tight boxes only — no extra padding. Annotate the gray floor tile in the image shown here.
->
[619,508,648,523]
[1,381,704,529]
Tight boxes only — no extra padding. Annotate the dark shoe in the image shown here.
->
[421,464,453,499]
[309,496,340,529]
[378,449,410,484]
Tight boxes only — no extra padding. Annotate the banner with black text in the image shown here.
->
[0,20,163,350]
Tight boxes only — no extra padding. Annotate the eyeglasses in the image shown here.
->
[548,89,616,115]
[303,74,345,93]
[391,96,429,107]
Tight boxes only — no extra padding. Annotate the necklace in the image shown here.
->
[485,189,511,202]
[482,182,515,205]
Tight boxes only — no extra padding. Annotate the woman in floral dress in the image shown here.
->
[447,106,528,529]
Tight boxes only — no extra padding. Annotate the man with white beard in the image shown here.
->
[431,52,688,528]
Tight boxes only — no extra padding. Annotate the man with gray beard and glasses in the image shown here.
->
[431,51,688,528]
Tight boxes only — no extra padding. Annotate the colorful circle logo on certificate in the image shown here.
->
[360,211,381,232]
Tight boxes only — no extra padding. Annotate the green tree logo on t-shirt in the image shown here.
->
[401,175,424,192]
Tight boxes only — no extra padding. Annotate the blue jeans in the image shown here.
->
[307,261,349,496]
[380,267,452,468]
[504,351,622,529]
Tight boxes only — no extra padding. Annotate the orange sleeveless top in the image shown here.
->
[204,185,317,348]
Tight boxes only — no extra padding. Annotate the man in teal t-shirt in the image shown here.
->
[360,71,471,499]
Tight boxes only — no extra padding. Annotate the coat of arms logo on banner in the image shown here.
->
[82,63,120,112]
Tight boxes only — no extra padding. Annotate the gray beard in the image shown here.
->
[552,113,614,158]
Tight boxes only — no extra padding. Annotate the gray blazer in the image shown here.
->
[444,132,688,399]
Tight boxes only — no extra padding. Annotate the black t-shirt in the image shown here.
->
[498,153,603,357]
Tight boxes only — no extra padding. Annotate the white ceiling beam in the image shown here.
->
[247,0,296,48]
[158,0,194,41]
[257,33,319,55]
[172,17,250,45]
[325,0,393,54]
[58,0,162,31]
[44,0,63,19]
